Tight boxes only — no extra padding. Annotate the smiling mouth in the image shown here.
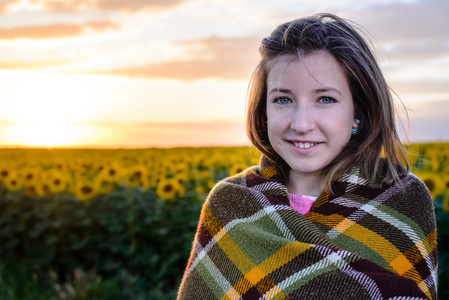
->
[291,141,319,149]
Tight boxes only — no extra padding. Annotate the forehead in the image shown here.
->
[266,51,349,90]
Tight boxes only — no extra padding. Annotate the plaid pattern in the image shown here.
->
[178,156,437,299]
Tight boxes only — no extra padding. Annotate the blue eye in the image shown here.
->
[319,97,335,104]
[275,97,291,104]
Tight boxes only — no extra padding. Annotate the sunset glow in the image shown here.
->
[4,73,92,124]
[5,122,102,147]
[0,0,448,148]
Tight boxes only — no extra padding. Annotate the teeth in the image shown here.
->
[293,142,316,149]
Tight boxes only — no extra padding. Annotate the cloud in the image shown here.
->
[0,0,183,13]
[0,21,118,39]
[0,0,17,13]
[347,0,449,61]
[93,0,183,13]
[93,36,262,80]
[28,0,93,13]
[390,79,449,95]
[359,0,447,41]
[0,60,68,69]
[398,99,449,142]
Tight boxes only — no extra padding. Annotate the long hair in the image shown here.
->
[246,13,408,190]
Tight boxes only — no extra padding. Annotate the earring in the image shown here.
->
[352,119,360,135]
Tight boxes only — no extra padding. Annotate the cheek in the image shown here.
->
[266,115,289,149]
[267,122,279,146]
[341,118,354,142]
[266,109,282,143]
[321,114,353,141]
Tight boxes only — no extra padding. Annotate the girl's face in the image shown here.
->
[266,51,358,179]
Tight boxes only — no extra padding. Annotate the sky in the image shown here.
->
[0,0,448,148]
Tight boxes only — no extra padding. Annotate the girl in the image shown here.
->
[178,13,437,299]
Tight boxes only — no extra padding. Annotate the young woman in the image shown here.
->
[178,13,437,299]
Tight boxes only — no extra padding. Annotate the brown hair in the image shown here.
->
[246,13,408,190]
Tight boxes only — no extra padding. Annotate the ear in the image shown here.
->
[353,118,360,129]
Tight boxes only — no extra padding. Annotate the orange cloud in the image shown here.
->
[93,0,183,12]
[0,21,118,40]
[3,0,184,13]
[95,37,261,81]
[28,0,91,12]
[102,60,255,81]
[0,0,17,13]
[0,60,68,69]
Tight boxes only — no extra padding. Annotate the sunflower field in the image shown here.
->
[0,143,447,299]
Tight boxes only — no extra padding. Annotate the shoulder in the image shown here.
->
[206,165,261,204]
[374,170,433,211]
[209,165,287,199]
[400,171,432,201]
[203,165,289,220]
[340,167,435,227]
[385,171,436,232]
[203,166,264,223]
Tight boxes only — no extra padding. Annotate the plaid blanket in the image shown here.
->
[178,156,437,299]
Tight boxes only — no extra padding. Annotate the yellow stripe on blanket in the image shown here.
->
[259,242,313,274]
[203,206,314,298]
[311,213,430,297]
[203,206,223,237]
[202,206,275,296]
[232,242,312,298]
[261,165,278,179]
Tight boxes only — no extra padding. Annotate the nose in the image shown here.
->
[289,103,315,133]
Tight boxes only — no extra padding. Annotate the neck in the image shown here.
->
[286,171,323,197]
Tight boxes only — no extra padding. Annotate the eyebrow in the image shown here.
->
[268,88,292,95]
[314,87,342,96]
[268,87,342,96]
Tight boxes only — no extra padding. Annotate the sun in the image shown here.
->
[3,72,99,147]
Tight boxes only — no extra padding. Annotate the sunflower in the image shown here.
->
[74,180,98,201]
[98,162,122,183]
[416,172,444,200]
[0,165,11,182]
[156,177,182,201]
[122,165,148,189]
[48,170,69,193]
[174,171,189,185]
[21,168,41,186]
[162,159,177,177]
[35,181,52,197]
[52,159,68,172]
[195,184,207,194]
[442,174,449,190]
[150,168,164,187]
[3,172,23,192]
